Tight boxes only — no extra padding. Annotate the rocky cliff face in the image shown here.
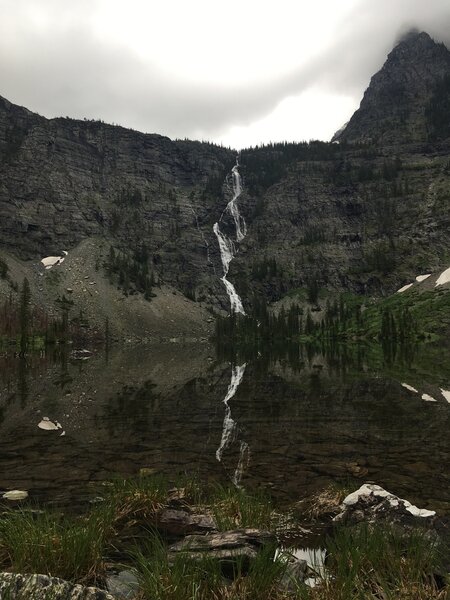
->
[0,31,450,323]
[0,94,236,305]
[234,140,450,307]
[335,31,450,145]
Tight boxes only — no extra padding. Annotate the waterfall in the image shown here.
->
[216,363,246,462]
[213,157,247,315]
[214,159,250,485]
[216,363,250,487]
[232,441,250,487]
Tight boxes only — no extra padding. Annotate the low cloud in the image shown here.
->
[0,0,449,146]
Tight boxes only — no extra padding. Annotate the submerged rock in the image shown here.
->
[0,573,115,599]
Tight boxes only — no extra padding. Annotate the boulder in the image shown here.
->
[106,569,139,599]
[334,484,436,526]
[279,556,308,592]
[168,528,276,574]
[155,508,216,536]
[0,573,115,599]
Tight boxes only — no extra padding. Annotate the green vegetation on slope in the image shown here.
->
[216,285,450,349]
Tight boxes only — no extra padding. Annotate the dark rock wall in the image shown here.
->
[1,31,450,309]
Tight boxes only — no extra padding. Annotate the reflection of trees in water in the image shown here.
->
[104,381,158,436]
[52,349,73,389]
[216,333,450,396]
[18,357,28,408]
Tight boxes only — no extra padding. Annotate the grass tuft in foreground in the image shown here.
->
[101,474,169,523]
[0,507,114,583]
[296,523,447,600]
[206,484,274,531]
[295,482,354,521]
[0,477,448,599]
[132,530,287,600]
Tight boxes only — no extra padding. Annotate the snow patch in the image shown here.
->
[416,274,431,282]
[396,283,413,293]
[41,252,68,270]
[2,490,28,501]
[440,389,450,403]
[342,484,435,518]
[422,393,437,402]
[38,417,62,431]
[401,383,418,393]
[435,266,450,287]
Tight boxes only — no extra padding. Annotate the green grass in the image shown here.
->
[0,477,276,582]
[132,530,287,600]
[205,484,274,531]
[101,473,169,523]
[0,475,170,584]
[296,523,447,600]
[0,477,448,599]
[0,507,114,583]
[132,531,224,600]
[295,481,356,521]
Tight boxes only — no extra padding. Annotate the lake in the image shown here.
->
[1,342,449,512]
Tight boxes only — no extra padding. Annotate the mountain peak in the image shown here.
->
[335,31,450,145]
[389,30,447,61]
[396,29,433,46]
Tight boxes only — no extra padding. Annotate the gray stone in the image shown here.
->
[155,507,216,536]
[279,557,308,593]
[0,573,115,599]
[168,528,276,574]
[106,570,139,599]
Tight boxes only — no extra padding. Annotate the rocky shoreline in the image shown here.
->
[0,477,449,599]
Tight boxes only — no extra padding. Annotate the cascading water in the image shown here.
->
[214,159,250,486]
[232,441,250,487]
[216,363,247,462]
[213,157,247,315]
[216,363,249,487]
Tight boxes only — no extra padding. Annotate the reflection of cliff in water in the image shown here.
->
[0,343,449,512]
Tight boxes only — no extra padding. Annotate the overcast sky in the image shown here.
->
[1,0,450,149]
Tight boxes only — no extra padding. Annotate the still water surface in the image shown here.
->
[1,343,449,511]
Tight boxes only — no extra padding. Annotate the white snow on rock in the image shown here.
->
[435,266,450,287]
[401,383,418,393]
[422,393,437,402]
[396,283,413,293]
[440,389,450,403]
[2,490,28,501]
[38,417,62,431]
[342,484,435,518]
[416,274,431,282]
